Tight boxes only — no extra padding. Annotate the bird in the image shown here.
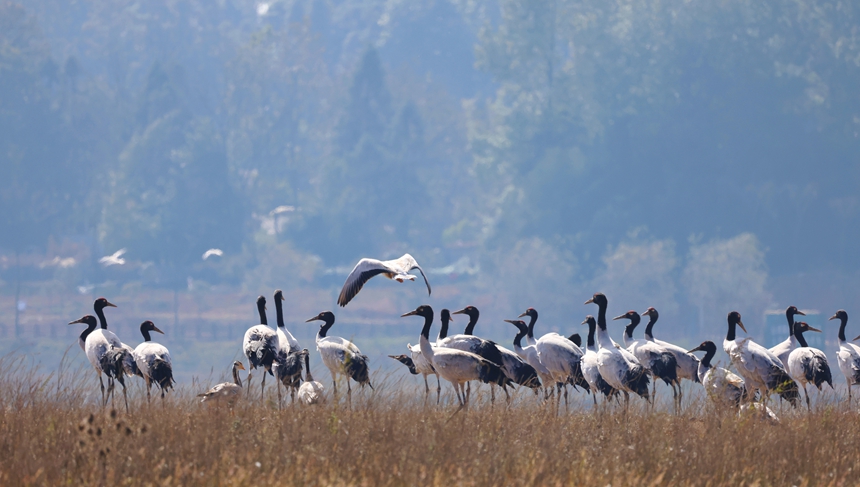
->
[69,314,98,352]
[202,248,223,260]
[132,320,174,400]
[832,310,860,402]
[687,341,747,408]
[337,253,431,307]
[437,306,511,402]
[243,296,279,401]
[69,314,128,411]
[515,306,590,407]
[401,305,505,407]
[723,311,799,407]
[640,307,701,401]
[614,310,679,406]
[98,248,126,266]
[393,306,443,404]
[198,361,246,406]
[271,290,302,405]
[451,306,540,397]
[305,311,372,400]
[786,321,832,410]
[584,293,650,410]
[84,298,125,407]
[297,349,325,405]
[506,319,555,400]
[768,305,806,367]
[579,316,619,404]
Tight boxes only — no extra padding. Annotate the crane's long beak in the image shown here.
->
[236,362,246,371]
[805,325,822,333]
[581,318,589,325]
[612,314,626,321]
[796,310,806,316]
[517,311,528,318]
[853,334,860,342]
[737,320,747,333]
[151,325,165,335]
[829,313,839,321]
[687,345,703,354]
[452,308,467,315]
[305,315,320,322]
[68,317,85,325]
[401,310,418,317]
[640,310,650,316]
[584,297,594,305]
[105,300,117,308]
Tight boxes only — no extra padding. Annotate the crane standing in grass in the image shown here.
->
[243,296,279,401]
[305,311,372,400]
[198,361,246,407]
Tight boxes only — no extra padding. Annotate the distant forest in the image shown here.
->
[2,0,859,334]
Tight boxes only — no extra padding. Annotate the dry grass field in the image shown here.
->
[1,354,859,487]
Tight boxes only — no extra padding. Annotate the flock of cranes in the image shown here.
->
[65,253,860,419]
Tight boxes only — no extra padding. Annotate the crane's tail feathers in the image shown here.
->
[150,358,174,392]
[773,373,800,407]
[625,365,651,399]
[652,352,679,386]
[345,353,371,386]
[810,356,833,389]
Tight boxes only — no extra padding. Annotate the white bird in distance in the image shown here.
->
[338,253,431,307]
[202,248,223,260]
[99,249,126,267]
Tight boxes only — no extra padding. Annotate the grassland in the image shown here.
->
[1,354,859,486]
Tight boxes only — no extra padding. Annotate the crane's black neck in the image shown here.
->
[420,311,435,340]
[623,314,640,339]
[463,312,479,335]
[317,316,335,337]
[513,328,525,349]
[726,320,738,341]
[596,302,608,331]
[838,316,849,342]
[304,353,313,381]
[79,320,97,343]
[526,312,538,339]
[794,324,809,348]
[141,328,154,342]
[257,300,268,326]
[644,313,658,338]
[95,306,109,330]
[275,297,285,329]
[586,320,596,348]
[785,308,796,337]
[439,315,450,339]
[233,364,243,387]
[699,345,715,368]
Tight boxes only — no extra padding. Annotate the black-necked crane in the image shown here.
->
[436,306,511,402]
[401,305,504,408]
[392,305,442,406]
[297,349,325,405]
[723,311,799,407]
[579,316,619,405]
[305,311,372,400]
[786,321,833,410]
[272,290,302,405]
[198,361,245,407]
[506,319,554,400]
[85,297,125,407]
[243,296,279,401]
[337,253,431,306]
[584,293,650,410]
[453,306,540,396]
[641,307,700,403]
[687,341,747,408]
[133,320,174,400]
[69,313,120,408]
[70,314,97,352]
[768,305,806,366]
[832,310,860,402]
[614,310,679,406]
[515,306,590,404]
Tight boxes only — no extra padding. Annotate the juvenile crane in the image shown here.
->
[338,253,431,306]
[297,349,325,405]
[198,361,245,407]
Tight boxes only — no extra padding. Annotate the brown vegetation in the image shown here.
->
[1,354,859,486]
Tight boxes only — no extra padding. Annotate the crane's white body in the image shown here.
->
[769,337,793,368]
[697,361,746,407]
[787,345,832,410]
[277,326,300,354]
[595,327,644,394]
[243,325,279,368]
[723,337,788,399]
[512,341,554,387]
[133,342,172,385]
[418,333,493,394]
[646,336,699,382]
[200,382,241,403]
[316,332,363,383]
[338,254,431,306]
[837,338,860,393]
[624,334,672,379]
[85,329,122,374]
[535,333,584,386]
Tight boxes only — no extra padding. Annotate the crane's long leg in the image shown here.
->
[347,378,352,405]
[331,371,338,399]
[453,381,463,406]
[624,391,630,414]
[423,374,430,396]
[98,373,106,407]
[106,377,115,407]
[435,374,441,405]
[848,379,852,404]
[277,378,283,410]
[804,384,811,411]
[260,372,267,402]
